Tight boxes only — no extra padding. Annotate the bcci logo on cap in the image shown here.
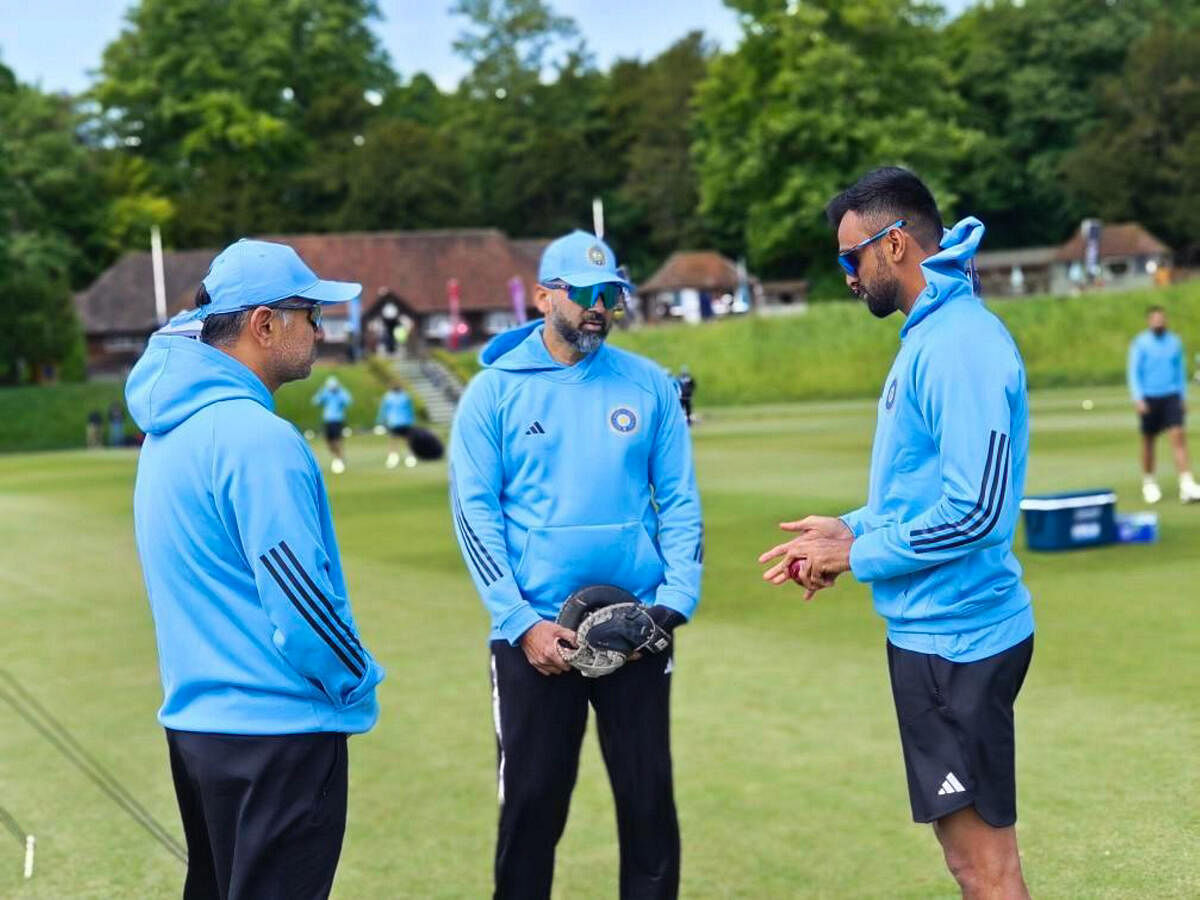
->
[609,407,638,434]
[587,244,606,266]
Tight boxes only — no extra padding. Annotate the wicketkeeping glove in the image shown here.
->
[556,585,678,678]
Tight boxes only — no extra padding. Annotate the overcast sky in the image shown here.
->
[0,0,973,95]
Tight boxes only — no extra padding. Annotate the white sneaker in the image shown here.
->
[331,457,346,475]
[1142,480,1162,504]
[386,452,400,469]
[1180,476,1200,503]
[404,455,418,468]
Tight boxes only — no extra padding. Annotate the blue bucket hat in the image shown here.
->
[538,230,634,290]
[198,239,362,319]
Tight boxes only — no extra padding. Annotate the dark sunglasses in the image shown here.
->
[272,301,323,330]
[542,280,628,311]
[837,218,906,277]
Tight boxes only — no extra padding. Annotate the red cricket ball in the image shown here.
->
[787,559,806,583]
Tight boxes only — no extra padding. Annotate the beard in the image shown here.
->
[860,274,902,319]
[272,333,319,385]
[1152,326,1167,336]
[855,244,902,318]
[550,305,609,354]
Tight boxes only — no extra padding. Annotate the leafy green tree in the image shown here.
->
[333,117,468,230]
[447,0,618,237]
[451,0,582,89]
[943,0,1161,248]
[692,0,980,278]
[0,84,109,285]
[0,233,86,384]
[605,32,714,276]
[1063,23,1200,261]
[294,71,476,232]
[93,0,393,244]
[0,72,103,381]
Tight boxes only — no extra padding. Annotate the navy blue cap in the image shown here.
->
[538,230,633,290]
[198,239,361,319]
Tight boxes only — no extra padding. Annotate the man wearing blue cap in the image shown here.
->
[126,239,385,900]
[449,230,703,898]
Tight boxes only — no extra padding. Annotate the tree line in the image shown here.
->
[2,0,1197,382]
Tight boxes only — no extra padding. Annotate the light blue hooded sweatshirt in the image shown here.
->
[1127,329,1186,402]
[449,322,703,644]
[313,383,352,422]
[126,335,383,733]
[840,218,1034,662]
[377,389,415,429]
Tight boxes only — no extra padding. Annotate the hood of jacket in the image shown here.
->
[125,334,274,435]
[478,319,611,382]
[900,216,986,338]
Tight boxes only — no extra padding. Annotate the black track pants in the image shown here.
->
[165,729,348,900]
[489,640,679,900]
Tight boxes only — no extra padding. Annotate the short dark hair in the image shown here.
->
[1147,305,1165,316]
[200,310,250,347]
[195,284,250,347]
[826,166,944,250]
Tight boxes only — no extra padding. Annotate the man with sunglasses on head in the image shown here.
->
[758,168,1034,898]
[449,230,702,899]
[126,239,384,900]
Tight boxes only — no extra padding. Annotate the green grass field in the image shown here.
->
[0,386,1197,898]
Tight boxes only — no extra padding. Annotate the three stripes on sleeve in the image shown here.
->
[911,430,1010,555]
[450,480,503,587]
[259,540,367,678]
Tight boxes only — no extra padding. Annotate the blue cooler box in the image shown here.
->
[1020,490,1116,551]
[1115,511,1159,543]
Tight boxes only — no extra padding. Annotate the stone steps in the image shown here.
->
[391,356,463,426]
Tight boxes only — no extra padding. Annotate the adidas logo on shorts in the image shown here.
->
[937,771,967,796]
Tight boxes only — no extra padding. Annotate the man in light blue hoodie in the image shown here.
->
[127,240,384,900]
[313,374,353,474]
[450,231,702,899]
[758,169,1033,898]
[1127,305,1198,503]
[376,381,416,469]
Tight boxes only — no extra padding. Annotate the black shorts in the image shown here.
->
[324,421,345,442]
[1140,393,1184,436]
[887,635,1033,827]
[388,425,411,438]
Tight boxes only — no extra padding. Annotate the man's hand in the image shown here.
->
[520,621,577,676]
[758,522,853,601]
[1136,399,1149,416]
[778,515,853,541]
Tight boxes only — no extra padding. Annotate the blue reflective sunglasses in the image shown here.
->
[541,279,629,310]
[838,218,906,277]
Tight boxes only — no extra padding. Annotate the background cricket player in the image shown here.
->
[758,168,1035,898]
[449,230,703,899]
[1127,305,1199,503]
[376,381,416,469]
[126,240,384,899]
[313,374,353,473]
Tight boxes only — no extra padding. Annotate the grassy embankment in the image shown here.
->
[0,356,423,453]
[436,282,1200,404]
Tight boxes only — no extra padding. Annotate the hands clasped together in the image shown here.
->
[757,516,854,601]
